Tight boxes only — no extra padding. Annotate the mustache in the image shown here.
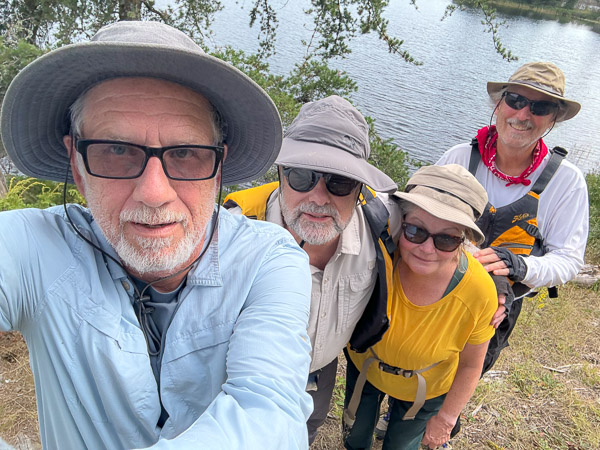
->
[506,117,533,129]
[297,202,340,220]
[120,205,188,227]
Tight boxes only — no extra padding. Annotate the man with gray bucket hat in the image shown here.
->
[435,61,589,438]
[0,21,313,449]
[224,95,399,444]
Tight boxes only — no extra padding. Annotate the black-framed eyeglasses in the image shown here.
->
[502,91,559,117]
[282,167,360,197]
[401,222,463,252]
[75,139,224,181]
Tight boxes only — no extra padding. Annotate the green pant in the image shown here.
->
[343,350,446,450]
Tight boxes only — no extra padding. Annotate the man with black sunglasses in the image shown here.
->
[224,95,398,444]
[0,21,314,449]
[436,61,588,436]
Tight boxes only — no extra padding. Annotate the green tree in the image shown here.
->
[0,36,44,195]
[0,0,515,190]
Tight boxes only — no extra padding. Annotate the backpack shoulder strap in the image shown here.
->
[359,186,395,257]
[348,187,395,353]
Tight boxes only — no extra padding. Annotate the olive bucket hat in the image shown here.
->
[393,164,488,244]
[487,61,581,122]
[0,21,282,185]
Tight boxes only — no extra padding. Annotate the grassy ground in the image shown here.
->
[1,286,599,449]
[0,332,39,449]
[311,284,600,450]
[1,283,599,449]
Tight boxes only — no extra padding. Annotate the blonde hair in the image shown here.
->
[395,199,468,269]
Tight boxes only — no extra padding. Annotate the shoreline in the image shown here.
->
[464,0,600,29]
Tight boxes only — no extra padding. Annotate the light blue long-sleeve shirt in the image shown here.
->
[0,204,313,449]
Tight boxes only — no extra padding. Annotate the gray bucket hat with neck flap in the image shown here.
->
[275,95,397,193]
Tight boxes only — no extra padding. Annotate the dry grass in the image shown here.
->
[0,332,40,449]
[312,284,600,450]
[2,284,599,449]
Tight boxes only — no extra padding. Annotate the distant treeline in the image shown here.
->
[462,0,591,7]
[461,0,600,24]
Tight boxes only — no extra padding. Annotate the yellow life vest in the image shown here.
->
[469,141,567,298]
[223,182,279,221]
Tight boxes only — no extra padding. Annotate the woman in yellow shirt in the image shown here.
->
[344,164,498,449]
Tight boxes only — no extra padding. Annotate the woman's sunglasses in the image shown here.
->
[401,223,463,252]
[282,167,360,196]
[502,91,559,117]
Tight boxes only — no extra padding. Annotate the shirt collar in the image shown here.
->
[85,204,223,287]
[338,208,361,256]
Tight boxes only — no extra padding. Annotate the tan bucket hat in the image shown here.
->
[487,61,581,122]
[393,164,488,244]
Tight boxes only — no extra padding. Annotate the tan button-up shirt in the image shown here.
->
[228,190,401,373]
[265,190,379,372]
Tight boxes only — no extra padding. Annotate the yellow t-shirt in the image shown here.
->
[348,251,497,401]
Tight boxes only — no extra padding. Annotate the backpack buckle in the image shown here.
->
[379,361,413,378]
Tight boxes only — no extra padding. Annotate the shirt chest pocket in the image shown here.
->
[72,309,158,424]
[337,265,377,334]
[163,321,235,364]
[160,322,235,408]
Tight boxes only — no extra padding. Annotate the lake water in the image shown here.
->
[207,0,600,173]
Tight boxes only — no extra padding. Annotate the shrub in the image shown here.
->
[585,172,600,264]
[0,176,85,212]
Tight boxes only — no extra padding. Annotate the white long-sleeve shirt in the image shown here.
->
[437,142,589,292]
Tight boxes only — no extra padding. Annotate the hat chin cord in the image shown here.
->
[541,119,556,139]
[61,158,223,354]
[488,98,502,128]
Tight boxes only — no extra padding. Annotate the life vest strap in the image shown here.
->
[519,221,544,243]
[530,147,566,195]
[469,138,480,175]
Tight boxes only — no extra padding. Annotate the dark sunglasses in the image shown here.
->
[282,167,360,196]
[75,138,224,181]
[502,91,559,117]
[401,223,463,252]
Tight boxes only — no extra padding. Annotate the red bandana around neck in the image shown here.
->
[476,126,548,187]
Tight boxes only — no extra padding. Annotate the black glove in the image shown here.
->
[491,247,527,282]
[490,275,515,316]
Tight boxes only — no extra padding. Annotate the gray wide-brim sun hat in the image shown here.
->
[0,21,282,185]
[487,61,581,122]
[393,164,488,244]
[275,95,397,193]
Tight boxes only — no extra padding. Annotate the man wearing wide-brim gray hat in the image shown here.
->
[0,20,313,449]
[436,61,588,438]
[224,95,398,444]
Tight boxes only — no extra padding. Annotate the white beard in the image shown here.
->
[106,205,209,275]
[280,192,352,246]
[78,157,215,276]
